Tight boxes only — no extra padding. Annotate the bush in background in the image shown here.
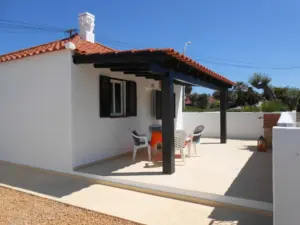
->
[184,100,289,112]
[208,100,220,109]
[184,105,204,112]
[227,105,260,112]
[260,100,288,112]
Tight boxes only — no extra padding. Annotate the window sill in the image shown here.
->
[109,115,137,118]
[110,115,126,118]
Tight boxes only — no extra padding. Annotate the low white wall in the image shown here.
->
[273,126,300,225]
[183,111,296,140]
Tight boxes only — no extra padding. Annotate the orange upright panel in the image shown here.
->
[151,131,162,161]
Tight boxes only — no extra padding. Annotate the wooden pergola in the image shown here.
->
[73,48,235,174]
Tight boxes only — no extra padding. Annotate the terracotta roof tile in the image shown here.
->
[0,34,114,63]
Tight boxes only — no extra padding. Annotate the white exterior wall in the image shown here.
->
[183,112,296,139]
[0,51,73,172]
[273,127,300,225]
[175,85,183,130]
[71,65,182,168]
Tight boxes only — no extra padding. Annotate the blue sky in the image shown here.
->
[1,0,300,93]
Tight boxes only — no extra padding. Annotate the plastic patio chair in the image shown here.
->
[187,125,205,157]
[131,130,151,161]
[175,130,187,163]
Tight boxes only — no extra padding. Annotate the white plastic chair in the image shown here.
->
[131,131,151,161]
[175,130,187,163]
[187,125,204,157]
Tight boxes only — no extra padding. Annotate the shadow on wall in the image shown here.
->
[0,160,93,198]
[208,148,273,225]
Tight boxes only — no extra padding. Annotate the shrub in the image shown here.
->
[227,105,260,112]
[183,105,204,112]
[208,100,220,109]
[260,100,288,112]
[227,108,242,112]
[242,105,261,112]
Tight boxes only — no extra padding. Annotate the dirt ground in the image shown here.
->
[0,186,141,225]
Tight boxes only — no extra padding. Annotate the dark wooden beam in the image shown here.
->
[162,71,175,174]
[131,73,152,77]
[134,74,161,80]
[94,63,148,69]
[145,76,159,80]
[173,71,221,90]
[123,72,163,76]
[220,88,228,144]
[73,52,166,64]
[162,62,232,89]
[110,68,150,72]
[151,64,222,90]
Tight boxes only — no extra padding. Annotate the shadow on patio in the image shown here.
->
[208,147,273,225]
[0,160,94,198]
[77,150,175,177]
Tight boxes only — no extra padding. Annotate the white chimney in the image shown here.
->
[78,12,95,43]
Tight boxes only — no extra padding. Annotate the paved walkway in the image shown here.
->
[0,161,272,225]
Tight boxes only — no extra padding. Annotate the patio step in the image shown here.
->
[72,171,273,216]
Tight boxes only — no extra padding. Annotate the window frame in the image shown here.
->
[110,79,126,117]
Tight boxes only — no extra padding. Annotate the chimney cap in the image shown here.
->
[78,12,95,43]
[78,12,95,18]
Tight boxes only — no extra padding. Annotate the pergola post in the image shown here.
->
[162,71,175,174]
[220,88,228,143]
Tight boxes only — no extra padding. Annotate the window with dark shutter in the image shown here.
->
[126,81,137,116]
[99,75,137,118]
[99,76,111,117]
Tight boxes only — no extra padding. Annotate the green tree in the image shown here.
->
[230,81,261,107]
[273,87,288,103]
[212,91,220,100]
[297,98,300,112]
[196,94,209,109]
[285,87,300,110]
[188,93,198,106]
[187,93,209,109]
[213,81,261,107]
[185,86,192,95]
[249,73,276,100]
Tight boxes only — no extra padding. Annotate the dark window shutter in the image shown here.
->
[126,81,137,117]
[174,93,176,118]
[99,76,111,117]
[156,91,175,119]
[155,90,162,119]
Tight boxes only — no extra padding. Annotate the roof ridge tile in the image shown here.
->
[0,34,115,63]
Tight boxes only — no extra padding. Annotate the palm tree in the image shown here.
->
[249,73,276,100]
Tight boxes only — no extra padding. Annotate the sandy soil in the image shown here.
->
[0,186,141,225]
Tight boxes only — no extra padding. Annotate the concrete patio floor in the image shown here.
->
[0,160,272,225]
[79,138,273,203]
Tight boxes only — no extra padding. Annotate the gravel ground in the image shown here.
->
[0,186,142,225]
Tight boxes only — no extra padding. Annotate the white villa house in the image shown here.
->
[0,12,234,174]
